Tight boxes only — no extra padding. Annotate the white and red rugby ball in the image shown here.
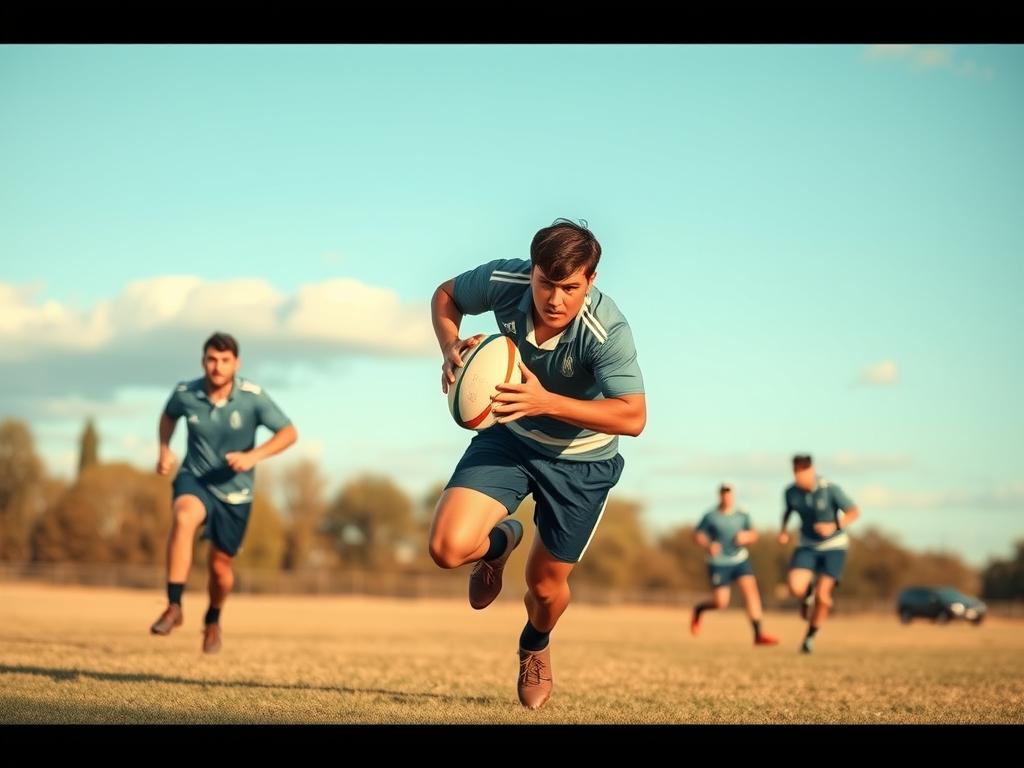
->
[447,334,522,431]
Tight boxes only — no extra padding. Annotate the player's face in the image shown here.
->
[720,489,734,507]
[530,264,595,331]
[202,348,238,388]
[794,466,815,491]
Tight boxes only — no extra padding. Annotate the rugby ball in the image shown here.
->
[447,334,522,430]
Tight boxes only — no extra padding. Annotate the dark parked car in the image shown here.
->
[897,586,986,625]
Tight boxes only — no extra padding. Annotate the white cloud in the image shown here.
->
[864,45,994,79]
[859,360,899,386]
[659,452,912,479]
[38,396,148,421]
[0,276,435,399]
[0,276,432,361]
[858,484,1024,510]
[829,452,912,472]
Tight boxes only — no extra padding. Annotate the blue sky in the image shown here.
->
[2,44,1021,566]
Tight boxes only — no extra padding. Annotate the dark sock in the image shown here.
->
[751,619,762,639]
[204,607,221,625]
[804,582,815,600]
[519,621,550,652]
[694,601,716,619]
[806,624,819,640]
[168,583,184,606]
[483,525,508,561]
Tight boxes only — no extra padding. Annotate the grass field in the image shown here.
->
[1,582,1021,724]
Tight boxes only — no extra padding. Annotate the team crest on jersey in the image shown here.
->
[229,411,242,429]
[560,353,575,377]
[502,321,517,336]
[188,414,199,424]
[817,497,827,510]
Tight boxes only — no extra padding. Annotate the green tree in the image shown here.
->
[0,419,45,561]
[280,459,327,571]
[78,418,99,476]
[982,540,1024,600]
[325,475,415,569]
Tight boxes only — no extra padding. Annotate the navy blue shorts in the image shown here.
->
[790,546,847,582]
[445,424,625,563]
[707,558,754,587]
[172,473,252,557]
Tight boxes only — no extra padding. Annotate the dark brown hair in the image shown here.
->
[792,454,813,471]
[203,332,239,357]
[530,218,602,281]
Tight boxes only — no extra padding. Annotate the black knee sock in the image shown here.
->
[805,624,819,640]
[168,583,184,606]
[694,601,716,619]
[519,621,550,652]
[204,607,221,625]
[483,526,508,561]
[751,618,762,639]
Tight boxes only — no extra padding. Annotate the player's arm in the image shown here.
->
[432,278,485,395]
[157,386,185,475]
[225,424,298,473]
[494,371,645,436]
[777,504,794,545]
[815,486,860,537]
[837,506,860,531]
[693,530,722,556]
[693,514,722,555]
[226,391,299,473]
[493,319,647,436]
[156,413,178,475]
[833,484,860,531]
[735,515,758,546]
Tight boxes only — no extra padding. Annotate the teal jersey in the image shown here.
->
[697,507,753,565]
[452,258,644,461]
[783,478,855,551]
[164,377,291,503]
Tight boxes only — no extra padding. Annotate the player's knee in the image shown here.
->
[714,593,731,609]
[428,533,472,569]
[172,503,202,530]
[210,559,233,581]
[527,577,566,605]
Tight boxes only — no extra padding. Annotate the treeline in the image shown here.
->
[1,418,1020,600]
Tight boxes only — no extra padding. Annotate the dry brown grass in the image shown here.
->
[1,582,1021,723]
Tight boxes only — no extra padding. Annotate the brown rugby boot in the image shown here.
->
[517,645,553,710]
[202,623,222,654]
[150,603,183,635]
[468,518,524,610]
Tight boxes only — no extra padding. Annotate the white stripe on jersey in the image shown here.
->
[799,531,850,551]
[580,312,608,344]
[705,549,751,565]
[581,308,608,341]
[506,421,615,454]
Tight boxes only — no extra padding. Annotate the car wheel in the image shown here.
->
[899,609,913,624]
[935,611,951,624]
